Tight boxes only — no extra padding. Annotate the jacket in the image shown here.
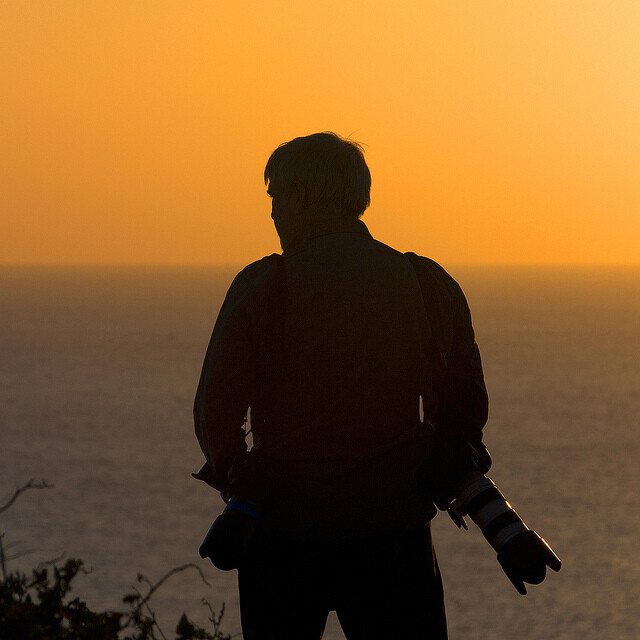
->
[194,218,488,538]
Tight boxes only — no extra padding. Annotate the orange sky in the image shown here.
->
[2,1,639,265]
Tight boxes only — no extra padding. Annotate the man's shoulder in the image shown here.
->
[363,236,465,304]
[223,254,282,310]
[404,252,464,301]
[232,253,282,288]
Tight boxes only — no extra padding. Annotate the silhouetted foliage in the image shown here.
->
[0,558,122,639]
[0,480,232,640]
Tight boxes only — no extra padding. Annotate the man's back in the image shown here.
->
[250,217,435,537]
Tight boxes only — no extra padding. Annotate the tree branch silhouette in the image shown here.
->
[0,478,54,515]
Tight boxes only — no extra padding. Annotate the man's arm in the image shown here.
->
[407,254,490,498]
[423,266,561,593]
[194,292,253,491]
[437,282,489,447]
[193,262,270,492]
[427,283,491,500]
[193,256,280,492]
[409,255,560,593]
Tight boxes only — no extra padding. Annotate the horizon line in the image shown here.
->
[1,260,639,268]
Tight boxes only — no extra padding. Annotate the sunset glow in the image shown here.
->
[2,1,639,264]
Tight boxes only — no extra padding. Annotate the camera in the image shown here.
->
[448,472,561,594]
[199,497,261,571]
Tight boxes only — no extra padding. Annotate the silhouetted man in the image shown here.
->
[194,132,556,639]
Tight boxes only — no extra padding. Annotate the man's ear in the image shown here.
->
[290,179,307,215]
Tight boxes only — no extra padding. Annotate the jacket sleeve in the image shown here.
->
[409,255,491,498]
[436,282,489,447]
[194,259,275,491]
[193,285,253,491]
[427,278,491,502]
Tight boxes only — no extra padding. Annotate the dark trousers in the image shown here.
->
[237,523,448,640]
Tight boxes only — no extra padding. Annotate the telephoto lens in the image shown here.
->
[450,472,561,594]
[199,499,261,571]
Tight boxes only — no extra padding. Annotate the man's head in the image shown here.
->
[264,132,371,249]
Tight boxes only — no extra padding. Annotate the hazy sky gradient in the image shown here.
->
[2,1,639,264]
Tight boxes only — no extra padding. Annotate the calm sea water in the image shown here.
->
[1,265,639,639]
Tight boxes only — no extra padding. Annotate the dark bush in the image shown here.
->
[1,480,231,640]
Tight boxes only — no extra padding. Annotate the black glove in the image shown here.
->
[497,530,561,595]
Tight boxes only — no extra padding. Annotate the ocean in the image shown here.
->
[1,264,638,639]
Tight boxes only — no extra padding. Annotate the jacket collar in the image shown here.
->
[283,217,372,255]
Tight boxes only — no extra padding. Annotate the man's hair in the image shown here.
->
[264,132,371,219]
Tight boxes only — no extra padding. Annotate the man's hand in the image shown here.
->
[497,530,561,595]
